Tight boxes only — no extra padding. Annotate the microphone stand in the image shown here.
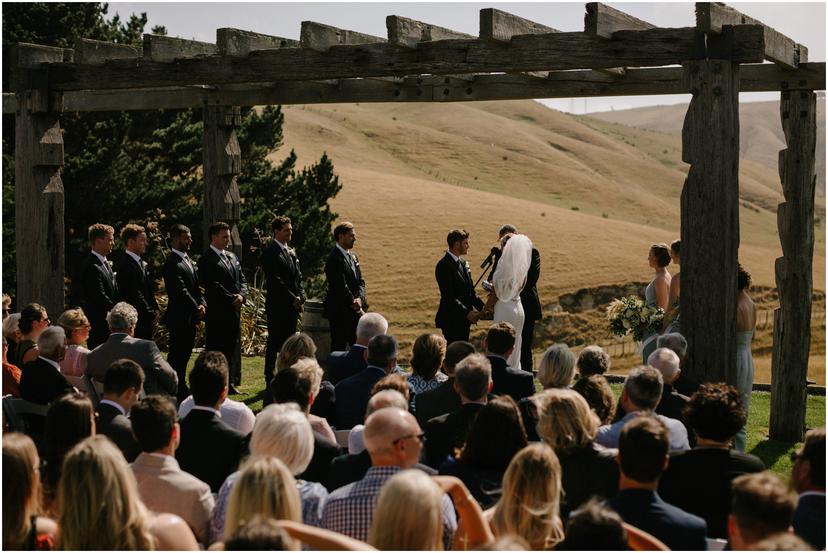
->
[474,258,493,289]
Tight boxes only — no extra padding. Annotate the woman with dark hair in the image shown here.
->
[572,374,616,425]
[641,244,672,362]
[407,333,448,395]
[12,303,49,366]
[663,239,682,334]
[734,263,757,451]
[439,396,528,508]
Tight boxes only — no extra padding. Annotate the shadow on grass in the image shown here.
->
[241,389,269,408]
[749,439,793,470]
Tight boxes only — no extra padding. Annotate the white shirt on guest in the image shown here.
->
[178,396,255,435]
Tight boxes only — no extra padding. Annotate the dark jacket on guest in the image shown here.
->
[334,365,387,430]
[176,408,248,492]
[326,345,367,385]
[794,492,826,550]
[607,489,707,551]
[308,380,337,427]
[19,358,74,405]
[487,355,534,403]
[414,377,462,428]
[558,443,620,517]
[439,455,503,509]
[96,401,142,462]
[424,402,484,469]
[327,449,437,492]
[298,430,343,490]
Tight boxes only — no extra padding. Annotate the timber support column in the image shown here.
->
[679,60,740,386]
[202,104,242,258]
[769,89,817,442]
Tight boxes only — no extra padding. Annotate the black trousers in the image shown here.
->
[328,310,360,352]
[440,322,471,345]
[520,318,537,373]
[167,320,196,401]
[205,312,242,386]
[264,305,299,382]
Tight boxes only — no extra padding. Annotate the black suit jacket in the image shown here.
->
[78,252,119,333]
[435,253,484,334]
[176,409,249,492]
[794,493,826,550]
[487,355,535,403]
[161,251,205,328]
[607,489,707,551]
[326,345,367,385]
[199,248,248,318]
[558,443,620,517]
[19,358,74,405]
[414,378,462,428]
[115,253,159,337]
[96,402,142,462]
[334,365,386,430]
[424,403,484,469]
[298,431,343,490]
[261,242,305,311]
[327,449,437,492]
[323,246,366,319]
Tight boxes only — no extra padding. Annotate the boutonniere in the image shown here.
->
[107,260,114,269]
[287,247,297,257]
[463,261,471,272]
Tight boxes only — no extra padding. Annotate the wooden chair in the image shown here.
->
[623,523,670,551]
[64,374,101,406]
[2,395,49,434]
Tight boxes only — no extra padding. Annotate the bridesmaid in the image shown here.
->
[641,244,672,363]
[733,264,757,451]
[664,240,682,334]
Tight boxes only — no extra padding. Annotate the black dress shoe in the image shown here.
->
[228,384,241,395]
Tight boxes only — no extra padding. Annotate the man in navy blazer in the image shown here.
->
[607,416,707,551]
[334,335,397,429]
[78,223,119,349]
[791,427,825,550]
[484,322,534,403]
[326,313,388,385]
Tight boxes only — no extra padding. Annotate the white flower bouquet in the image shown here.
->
[606,296,664,342]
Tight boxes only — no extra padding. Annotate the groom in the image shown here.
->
[435,229,485,343]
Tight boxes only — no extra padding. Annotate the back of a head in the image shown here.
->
[362,407,413,455]
[454,353,491,401]
[356,312,388,343]
[130,395,177,453]
[250,403,314,476]
[800,427,826,489]
[19,303,45,335]
[44,393,95,489]
[558,499,628,551]
[106,302,138,333]
[369,470,443,550]
[225,516,297,551]
[410,333,446,380]
[366,389,408,417]
[646,348,681,385]
[36,326,65,360]
[103,359,145,396]
[753,532,813,551]
[190,350,228,406]
[276,333,317,373]
[443,341,476,375]
[535,388,600,451]
[684,383,745,443]
[577,345,611,377]
[731,472,796,544]
[618,415,669,483]
[656,332,688,360]
[270,366,311,411]
[571,374,616,425]
[366,334,397,368]
[370,373,410,403]
[3,313,20,339]
[3,433,40,550]
[538,344,576,388]
[461,396,527,471]
[486,322,515,356]
[624,366,663,410]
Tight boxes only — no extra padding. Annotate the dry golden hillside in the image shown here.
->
[273,101,826,356]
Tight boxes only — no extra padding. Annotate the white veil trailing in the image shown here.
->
[493,234,533,302]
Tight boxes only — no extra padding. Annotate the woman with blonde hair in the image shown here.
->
[488,443,565,550]
[535,388,618,516]
[57,308,91,377]
[519,343,576,440]
[271,333,336,422]
[407,333,448,395]
[3,433,57,550]
[58,435,197,550]
[223,457,302,542]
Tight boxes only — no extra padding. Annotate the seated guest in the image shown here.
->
[3,313,22,373]
[3,433,57,550]
[211,403,328,542]
[349,374,410,454]
[19,326,74,406]
[488,443,565,549]
[572,374,616,425]
[790,427,825,550]
[270,358,343,489]
[58,436,198,550]
[407,333,448,398]
[557,499,628,551]
[485,322,534,403]
[440,396,527,508]
[178,393,255,435]
[656,332,694,395]
[15,303,50,366]
[424,353,492,468]
[96,359,145,462]
[754,532,813,551]
[322,407,457,545]
[224,516,296,551]
[2,338,21,397]
[268,333,335,424]
[519,343,576,440]
[327,312,388,384]
[729,472,797,550]
[576,344,611,377]
[176,351,248,493]
[608,416,707,550]
[659,383,764,538]
[130,395,214,546]
[57,308,91,377]
[535,388,619,516]
[86,302,177,397]
[335,334,398,429]
[414,340,476,427]
[1,293,9,320]
[596,366,689,451]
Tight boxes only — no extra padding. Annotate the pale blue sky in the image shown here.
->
[109,2,826,113]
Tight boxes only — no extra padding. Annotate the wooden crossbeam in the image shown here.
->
[300,21,386,51]
[143,34,217,62]
[8,43,71,68]
[74,38,140,64]
[216,28,298,56]
[696,3,803,69]
[479,8,559,42]
[386,15,473,48]
[585,3,655,39]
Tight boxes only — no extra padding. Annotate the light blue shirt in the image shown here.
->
[596,411,690,452]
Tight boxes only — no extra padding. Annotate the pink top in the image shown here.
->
[60,344,90,377]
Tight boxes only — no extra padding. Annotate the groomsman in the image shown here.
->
[79,223,119,348]
[116,224,159,340]
[161,224,205,401]
[260,215,306,383]
[199,222,247,393]
[435,229,485,344]
[323,221,367,351]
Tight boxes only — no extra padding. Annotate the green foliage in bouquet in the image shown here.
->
[606,296,664,342]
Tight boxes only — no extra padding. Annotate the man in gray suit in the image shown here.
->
[86,302,178,397]
[130,395,214,546]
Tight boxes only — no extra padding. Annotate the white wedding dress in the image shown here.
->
[492,234,533,370]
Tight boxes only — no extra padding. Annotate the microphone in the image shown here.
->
[480,247,500,269]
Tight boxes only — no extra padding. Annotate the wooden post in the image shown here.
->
[770,89,817,442]
[679,60,740,386]
[202,105,242,258]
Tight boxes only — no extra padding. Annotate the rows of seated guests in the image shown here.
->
[2,301,825,551]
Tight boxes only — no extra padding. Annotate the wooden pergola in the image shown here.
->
[4,2,823,440]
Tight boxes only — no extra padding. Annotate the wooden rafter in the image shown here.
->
[216,28,298,56]
[386,15,473,47]
[479,8,559,41]
[300,21,386,51]
[142,34,216,62]
[585,2,656,39]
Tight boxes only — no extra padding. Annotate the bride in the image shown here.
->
[484,233,533,370]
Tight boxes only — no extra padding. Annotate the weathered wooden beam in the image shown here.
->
[300,21,386,52]
[585,3,656,39]
[143,34,217,62]
[74,38,140,64]
[216,28,298,56]
[386,15,473,48]
[696,2,802,68]
[479,8,559,42]
[7,43,72,92]
[680,59,740,387]
[770,89,817,442]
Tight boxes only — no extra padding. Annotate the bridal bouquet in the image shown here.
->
[606,296,664,341]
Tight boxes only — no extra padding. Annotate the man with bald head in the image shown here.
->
[647,348,691,435]
[321,407,457,545]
